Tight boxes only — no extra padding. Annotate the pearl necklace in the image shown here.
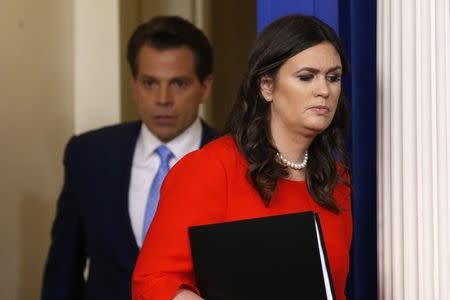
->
[276,151,309,170]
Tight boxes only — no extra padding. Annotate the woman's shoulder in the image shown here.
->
[200,135,239,154]
[168,135,244,177]
[184,135,241,164]
[161,135,243,202]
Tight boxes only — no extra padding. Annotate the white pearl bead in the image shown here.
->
[276,151,308,170]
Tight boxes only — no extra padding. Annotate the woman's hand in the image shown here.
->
[173,288,204,300]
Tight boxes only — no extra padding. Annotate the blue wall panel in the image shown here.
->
[257,0,339,32]
[339,1,377,298]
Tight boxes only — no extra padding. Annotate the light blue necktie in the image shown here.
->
[142,145,173,241]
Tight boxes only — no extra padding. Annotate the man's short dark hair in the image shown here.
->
[127,16,213,82]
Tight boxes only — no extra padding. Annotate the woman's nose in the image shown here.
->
[314,76,330,98]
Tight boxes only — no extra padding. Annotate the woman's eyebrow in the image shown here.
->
[295,66,342,74]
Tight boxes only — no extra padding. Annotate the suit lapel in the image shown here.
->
[114,122,141,261]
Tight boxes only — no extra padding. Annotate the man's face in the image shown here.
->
[131,45,212,142]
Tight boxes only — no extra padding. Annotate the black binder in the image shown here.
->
[188,211,335,300]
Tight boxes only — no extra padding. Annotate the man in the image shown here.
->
[41,16,219,300]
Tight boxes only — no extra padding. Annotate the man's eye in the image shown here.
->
[298,74,314,81]
[141,79,155,88]
[172,79,187,88]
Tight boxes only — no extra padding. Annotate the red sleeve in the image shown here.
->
[132,149,228,300]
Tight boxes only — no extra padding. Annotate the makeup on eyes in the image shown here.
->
[297,72,341,83]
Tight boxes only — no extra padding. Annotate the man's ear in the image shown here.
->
[259,75,274,102]
[130,75,139,103]
[200,75,213,103]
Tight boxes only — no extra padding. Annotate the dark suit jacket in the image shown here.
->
[41,120,219,300]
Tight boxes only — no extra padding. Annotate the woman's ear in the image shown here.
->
[259,75,274,102]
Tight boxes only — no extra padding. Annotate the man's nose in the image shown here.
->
[157,85,173,105]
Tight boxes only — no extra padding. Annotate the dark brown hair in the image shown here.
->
[225,15,350,212]
[127,16,213,82]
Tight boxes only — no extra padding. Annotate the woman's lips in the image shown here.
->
[309,106,329,114]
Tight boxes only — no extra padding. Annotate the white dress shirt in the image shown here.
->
[128,118,203,247]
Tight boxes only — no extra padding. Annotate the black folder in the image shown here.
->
[188,211,335,300]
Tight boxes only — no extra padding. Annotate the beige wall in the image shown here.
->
[0,0,255,298]
[0,0,120,299]
[74,0,121,134]
[0,1,74,299]
[209,0,256,129]
[120,0,141,122]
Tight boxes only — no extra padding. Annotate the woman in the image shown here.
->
[133,14,352,300]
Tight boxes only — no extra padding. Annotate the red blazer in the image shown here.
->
[133,135,352,300]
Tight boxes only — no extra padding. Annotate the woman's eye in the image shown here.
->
[327,74,342,82]
[298,74,314,81]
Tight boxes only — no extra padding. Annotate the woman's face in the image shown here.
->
[262,42,342,140]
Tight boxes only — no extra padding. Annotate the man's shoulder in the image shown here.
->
[76,121,140,141]
[200,120,221,146]
[71,121,141,148]
[63,121,141,164]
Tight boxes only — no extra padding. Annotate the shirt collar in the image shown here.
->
[140,118,202,160]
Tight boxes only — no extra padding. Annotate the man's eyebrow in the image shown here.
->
[137,74,194,83]
[169,75,193,82]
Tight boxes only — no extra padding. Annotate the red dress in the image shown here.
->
[132,136,352,300]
